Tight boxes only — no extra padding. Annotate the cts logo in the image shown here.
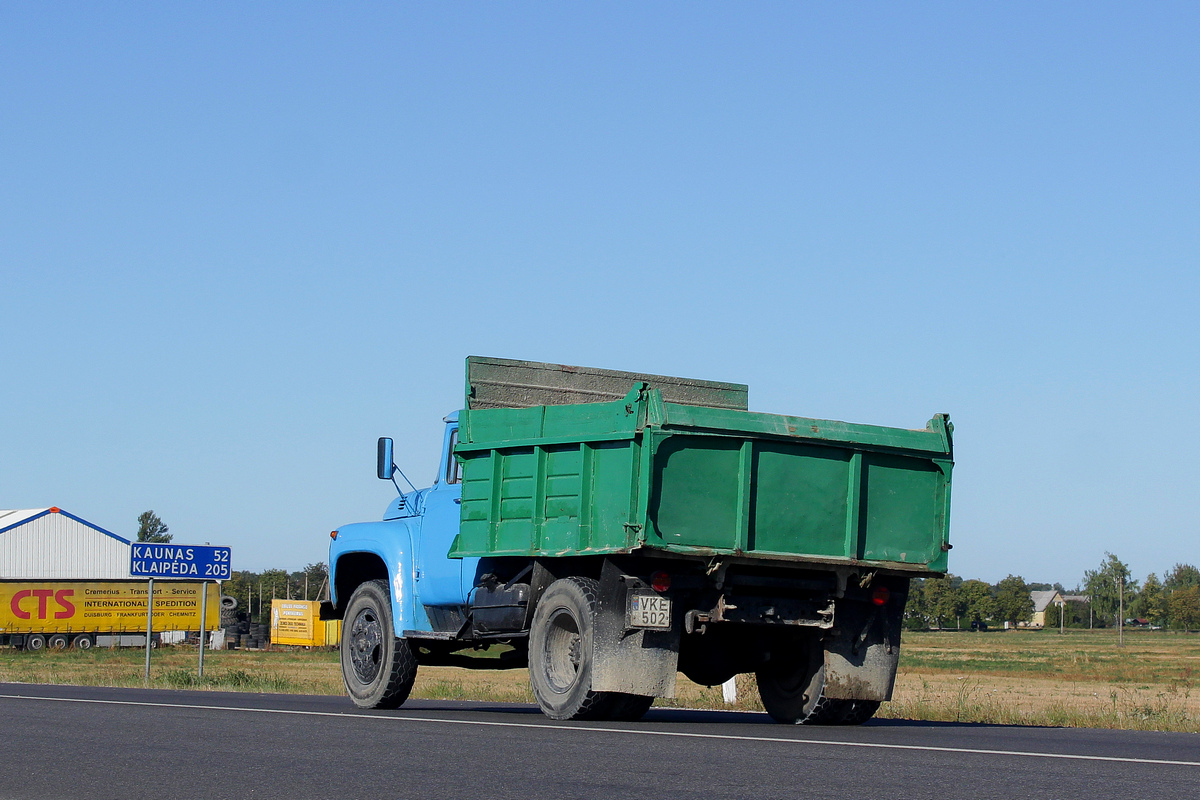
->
[10,589,76,620]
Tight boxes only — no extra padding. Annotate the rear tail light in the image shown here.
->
[871,585,890,606]
[650,571,671,592]
[330,530,339,540]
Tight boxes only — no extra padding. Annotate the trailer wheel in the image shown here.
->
[755,642,847,725]
[73,634,95,650]
[340,579,417,709]
[47,634,69,650]
[529,577,625,720]
[26,634,47,651]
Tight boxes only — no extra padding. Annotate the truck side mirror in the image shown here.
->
[377,438,396,480]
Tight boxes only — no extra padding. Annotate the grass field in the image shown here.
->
[1,629,1196,732]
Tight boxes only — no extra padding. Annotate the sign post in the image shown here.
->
[130,544,232,682]
[144,578,154,682]
[198,581,208,678]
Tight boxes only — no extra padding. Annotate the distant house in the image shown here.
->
[1030,590,1062,627]
[1030,590,1091,627]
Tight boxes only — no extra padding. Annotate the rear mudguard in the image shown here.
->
[822,585,907,701]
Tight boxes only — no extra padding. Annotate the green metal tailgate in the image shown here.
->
[450,358,953,574]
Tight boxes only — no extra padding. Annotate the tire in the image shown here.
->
[26,634,47,652]
[755,642,847,725]
[340,579,417,709]
[839,699,881,725]
[608,693,655,722]
[73,634,95,650]
[528,577,626,721]
[47,634,70,650]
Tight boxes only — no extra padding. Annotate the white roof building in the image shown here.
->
[0,508,136,580]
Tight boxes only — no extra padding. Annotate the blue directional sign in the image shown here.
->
[130,544,232,580]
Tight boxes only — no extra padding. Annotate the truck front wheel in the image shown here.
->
[340,579,417,709]
[529,577,646,721]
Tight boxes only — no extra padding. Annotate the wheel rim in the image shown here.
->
[348,606,384,684]
[542,606,583,694]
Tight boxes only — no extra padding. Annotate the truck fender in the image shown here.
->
[590,559,680,698]
[330,520,417,638]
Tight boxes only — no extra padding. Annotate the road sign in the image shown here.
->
[130,544,232,580]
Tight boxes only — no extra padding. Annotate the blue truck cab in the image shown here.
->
[328,413,480,639]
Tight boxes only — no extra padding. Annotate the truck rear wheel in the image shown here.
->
[340,579,417,709]
[73,634,95,650]
[608,692,655,721]
[48,634,70,650]
[839,699,881,724]
[529,577,631,721]
[756,642,857,725]
[26,634,47,651]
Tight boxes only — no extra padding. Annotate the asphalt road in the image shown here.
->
[1,682,1197,800]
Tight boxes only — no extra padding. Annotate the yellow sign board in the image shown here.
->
[270,600,339,646]
[0,581,221,634]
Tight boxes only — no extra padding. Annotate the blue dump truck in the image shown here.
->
[324,357,953,724]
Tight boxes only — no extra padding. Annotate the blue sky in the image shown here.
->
[2,4,1196,585]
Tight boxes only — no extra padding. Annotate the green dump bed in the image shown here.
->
[450,358,953,574]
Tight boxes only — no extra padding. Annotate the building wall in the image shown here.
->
[0,509,135,580]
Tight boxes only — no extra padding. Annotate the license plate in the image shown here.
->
[627,592,671,629]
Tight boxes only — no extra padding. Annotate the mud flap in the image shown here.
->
[590,559,680,698]
[822,602,903,702]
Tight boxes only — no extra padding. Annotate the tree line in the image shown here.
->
[905,553,1200,632]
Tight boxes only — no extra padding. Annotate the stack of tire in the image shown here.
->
[248,622,269,649]
[220,596,238,648]
[219,596,238,649]
[222,620,270,649]
[228,620,248,648]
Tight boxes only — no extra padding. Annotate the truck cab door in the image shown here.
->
[414,424,477,607]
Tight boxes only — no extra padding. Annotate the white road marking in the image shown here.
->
[2,692,1197,768]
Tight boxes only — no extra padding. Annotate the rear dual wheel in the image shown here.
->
[529,577,653,721]
[755,643,879,725]
[839,699,882,725]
